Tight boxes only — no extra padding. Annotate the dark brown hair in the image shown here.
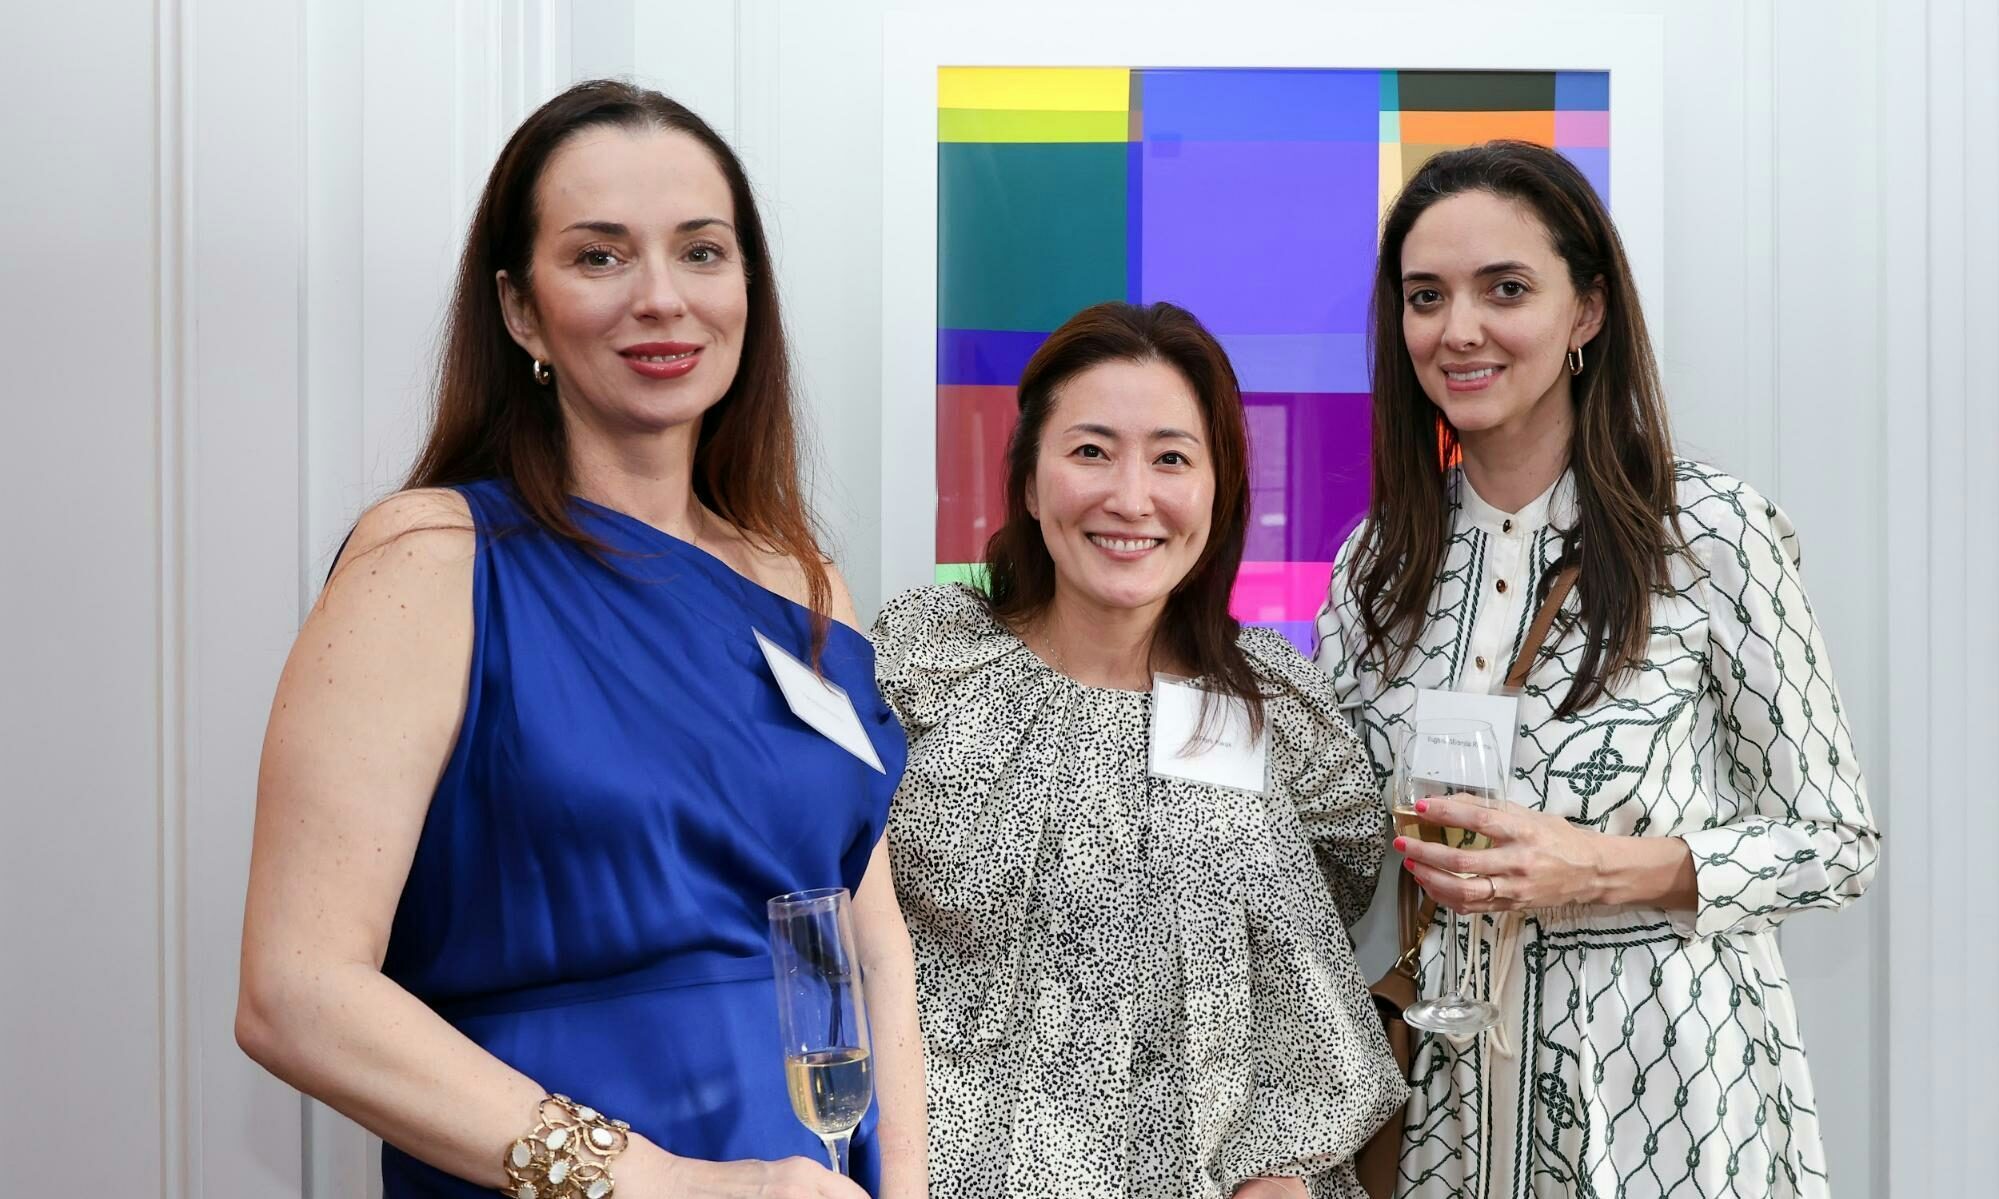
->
[403,79,830,653]
[1349,140,1679,716]
[983,301,1264,729]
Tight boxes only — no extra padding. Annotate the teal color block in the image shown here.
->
[939,141,1129,332]
[1378,70,1399,111]
[1378,110,1400,141]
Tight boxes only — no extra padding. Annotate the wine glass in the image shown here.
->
[1395,717,1503,1037]
[767,887,874,1176]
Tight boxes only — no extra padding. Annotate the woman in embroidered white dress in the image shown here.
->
[1314,142,1879,1199]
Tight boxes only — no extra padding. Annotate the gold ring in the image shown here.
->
[1485,875,1500,903]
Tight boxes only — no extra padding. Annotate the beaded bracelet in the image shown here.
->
[500,1094,630,1199]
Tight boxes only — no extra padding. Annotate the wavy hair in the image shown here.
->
[1349,140,1679,716]
[403,79,830,654]
[983,301,1264,730]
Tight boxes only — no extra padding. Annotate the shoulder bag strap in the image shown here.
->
[1394,560,1580,974]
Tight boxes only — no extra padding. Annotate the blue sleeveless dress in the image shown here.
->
[380,480,906,1197]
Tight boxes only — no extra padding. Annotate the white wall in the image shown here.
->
[1,0,1992,1194]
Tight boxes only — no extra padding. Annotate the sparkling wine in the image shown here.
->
[1392,806,1495,854]
[1396,780,1498,876]
[783,1047,872,1136]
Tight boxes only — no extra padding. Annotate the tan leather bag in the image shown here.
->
[1354,563,1578,1198]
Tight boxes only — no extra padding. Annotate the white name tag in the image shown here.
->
[754,629,886,774]
[1411,687,1520,782]
[1147,676,1269,795]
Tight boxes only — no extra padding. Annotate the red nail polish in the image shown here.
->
[1402,858,1414,872]
[1393,837,1407,853]
[1414,799,1429,814]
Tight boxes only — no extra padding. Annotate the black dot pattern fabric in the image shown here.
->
[875,584,1409,1198]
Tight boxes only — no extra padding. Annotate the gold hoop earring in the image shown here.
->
[531,358,553,387]
[1565,345,1584,376]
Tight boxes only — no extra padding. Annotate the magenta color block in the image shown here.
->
[1242,392,1372,564]
[1229,560,1336,625]
[1555,109,1609,148]
[1138,139,1378,335]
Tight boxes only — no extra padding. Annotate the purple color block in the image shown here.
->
[1242,392,1372,563]
[1126,140,1144,301]
[1219,332,1369,393]
[1140,139,1378,335]
[938,328,1048,386]
[1255,619,1318,657]
[1562,146,1611,206]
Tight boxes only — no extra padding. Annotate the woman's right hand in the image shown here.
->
[623,1141,870,1198]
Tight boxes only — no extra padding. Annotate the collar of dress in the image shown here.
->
[1450,466,1578,536]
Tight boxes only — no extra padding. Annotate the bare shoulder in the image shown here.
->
[340,488,474,561]
[710,522,861,632]
[318,488,476,622]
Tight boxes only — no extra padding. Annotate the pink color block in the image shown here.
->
[1555,109,1609,148]
[1229,560,1336,624]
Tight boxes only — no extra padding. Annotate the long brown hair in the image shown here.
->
[1350,140,1678,716]
[983,301,1264,729]
[404,79,830,651]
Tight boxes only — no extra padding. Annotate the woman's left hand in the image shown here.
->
[1397,793,1607,913]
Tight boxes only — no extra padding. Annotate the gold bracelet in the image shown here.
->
[500,1094,630,1199]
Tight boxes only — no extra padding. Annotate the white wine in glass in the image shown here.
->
[782,1046,872,1139]
[767,887,874,1175]
[1392,781,1498,875]
[1398,719,1504,1037]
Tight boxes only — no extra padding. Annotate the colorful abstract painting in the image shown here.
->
[934,66,1611,652]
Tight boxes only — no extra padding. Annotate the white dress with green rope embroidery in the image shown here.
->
[1315,461,1878,1199]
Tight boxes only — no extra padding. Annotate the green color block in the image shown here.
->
[1378,69,1399,111]
[938,141,1128,333]
[938,108,1130,143]
[934,562,991,592]
[1378,109,1400,141]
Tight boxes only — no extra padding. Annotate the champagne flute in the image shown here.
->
[1396,717,1503,1037]
[767,887,874,1176]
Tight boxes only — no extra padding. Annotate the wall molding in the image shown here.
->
[1883,0,1999,1191]
[156,0,194,1195]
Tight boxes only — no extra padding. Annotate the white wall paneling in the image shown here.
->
[1883,0,1999,1193]
[2,0,177,1194]
[3,0,1994,1193]
[184,0,313,1190]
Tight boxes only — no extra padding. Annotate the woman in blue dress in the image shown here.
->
[236,81,926,1199]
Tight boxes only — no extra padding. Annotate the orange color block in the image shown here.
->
[1399,110,1557,148]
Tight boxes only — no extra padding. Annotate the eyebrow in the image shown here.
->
[558,218,737,236]
[1063,422,1203,442]
[1401,261,1539,284]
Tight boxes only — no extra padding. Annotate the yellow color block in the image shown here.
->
[1377,141,1403,224]
[938,67,1129,113]
[938,108,1129,143]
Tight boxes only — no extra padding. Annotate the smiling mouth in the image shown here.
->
[1088,534,1164,553]
[626,350,697,363]
[1445,367,1499,382]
